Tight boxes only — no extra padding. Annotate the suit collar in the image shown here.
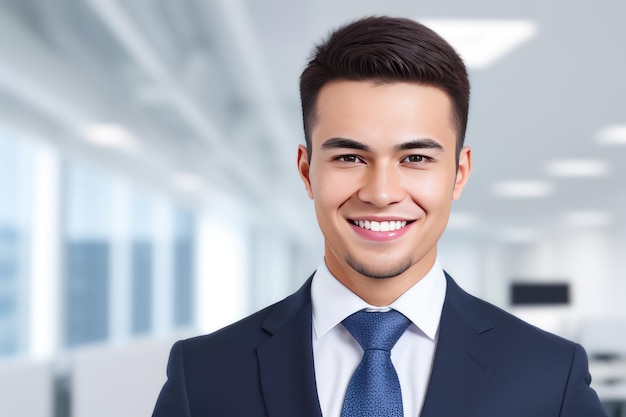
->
[256,272,496,417]
[257,276,323,417]
[442,272,494,334]
[420,272,496,417]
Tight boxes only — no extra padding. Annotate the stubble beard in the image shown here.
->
[345,254,414,279]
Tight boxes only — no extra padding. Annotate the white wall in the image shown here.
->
[71,335,187,417]
[0,359,53,417]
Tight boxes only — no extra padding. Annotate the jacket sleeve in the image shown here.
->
[559,343,608,417]
[152,341,193,417]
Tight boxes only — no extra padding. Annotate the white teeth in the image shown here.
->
[353,220,408,231]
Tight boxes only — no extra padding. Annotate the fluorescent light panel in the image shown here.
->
[562,210,611,227]
[83,123,138,152]
[546,159,609,177]
[447,212,478,229]
[597,125,626,144]
[172,172,205,193]
[501,228,538,243]
[493,180,554,198]
[420,19,538,69]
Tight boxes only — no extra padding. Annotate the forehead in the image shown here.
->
[312,81,456,149]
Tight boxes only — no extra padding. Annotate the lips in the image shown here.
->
[348,218,415,241]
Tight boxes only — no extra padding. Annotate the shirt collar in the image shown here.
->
[311,260,447,341]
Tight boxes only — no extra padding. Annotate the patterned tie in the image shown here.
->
[340,309,411,417]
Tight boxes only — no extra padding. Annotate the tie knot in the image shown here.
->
[342,309,410,352]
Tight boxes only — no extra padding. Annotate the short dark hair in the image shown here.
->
[299,16,470,160]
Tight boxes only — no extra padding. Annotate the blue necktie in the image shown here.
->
[340,309,411,417]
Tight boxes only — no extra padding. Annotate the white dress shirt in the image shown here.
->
[311,260,447,417]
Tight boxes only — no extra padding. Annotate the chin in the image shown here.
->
[346,255,413,279]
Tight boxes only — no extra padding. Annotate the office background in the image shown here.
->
[0,0,625,416]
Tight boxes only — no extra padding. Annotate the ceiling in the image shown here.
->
[0,0,625,247]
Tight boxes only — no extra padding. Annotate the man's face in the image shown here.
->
[298,81,470,288]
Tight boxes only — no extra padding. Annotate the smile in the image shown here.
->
[349,219,410,232]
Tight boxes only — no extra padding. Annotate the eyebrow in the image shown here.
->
[320,137,444,152]
[393,138,444,152]
[320,137,371,152]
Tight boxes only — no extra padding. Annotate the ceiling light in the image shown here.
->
[420,19,538,69]
[172,172,205,193]
[546,159,609,177]
[493,181,554,198]
[597,125,626,144]
[501,228,538,243]
[562,211,611,227]
[82,124,138,152]
[447,212,478,229]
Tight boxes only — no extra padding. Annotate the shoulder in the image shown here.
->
[178,303,274,357]
[478,296,576,351]
[442,277,605,413]
[445,274,577,355]
[153,278,314,414]
[177,275,314,358]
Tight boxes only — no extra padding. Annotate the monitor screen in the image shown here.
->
[511,282,570,305]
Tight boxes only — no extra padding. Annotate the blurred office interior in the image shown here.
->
[0,0,625,416]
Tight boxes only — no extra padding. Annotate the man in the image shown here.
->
[152,16,607,417]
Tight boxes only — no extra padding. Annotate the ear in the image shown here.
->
[452,146,471,200]
[297,145,314,199]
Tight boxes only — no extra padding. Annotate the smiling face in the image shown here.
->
[298,81,471,304]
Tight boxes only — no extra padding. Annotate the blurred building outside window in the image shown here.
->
[64,163,113,347]
[174,209,195,327]
[131,191,156,336]
[0,129,34,356]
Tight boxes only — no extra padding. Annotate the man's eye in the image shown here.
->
[337,155,362,163]
[403,155,425,163]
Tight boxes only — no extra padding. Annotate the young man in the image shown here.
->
[152,16,607,417]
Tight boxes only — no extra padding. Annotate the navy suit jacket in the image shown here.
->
[152,273,607,416]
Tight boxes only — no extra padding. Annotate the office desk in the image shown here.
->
[590,358,626,416]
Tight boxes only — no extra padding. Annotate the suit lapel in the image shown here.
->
[256,277,323,417]
[420,274,496,417]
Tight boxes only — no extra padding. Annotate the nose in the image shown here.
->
[357,164,406,208]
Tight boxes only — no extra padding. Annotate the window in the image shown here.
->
[64,163,113,347]
[1,130,201,353]
[173,209,195,327]
[130,191,155,335]
[0,130,33,356]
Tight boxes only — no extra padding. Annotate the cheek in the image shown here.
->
[311,182,341,216]
[315,171,359,203]
[314,190,348,217]
[407,174,454,206]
